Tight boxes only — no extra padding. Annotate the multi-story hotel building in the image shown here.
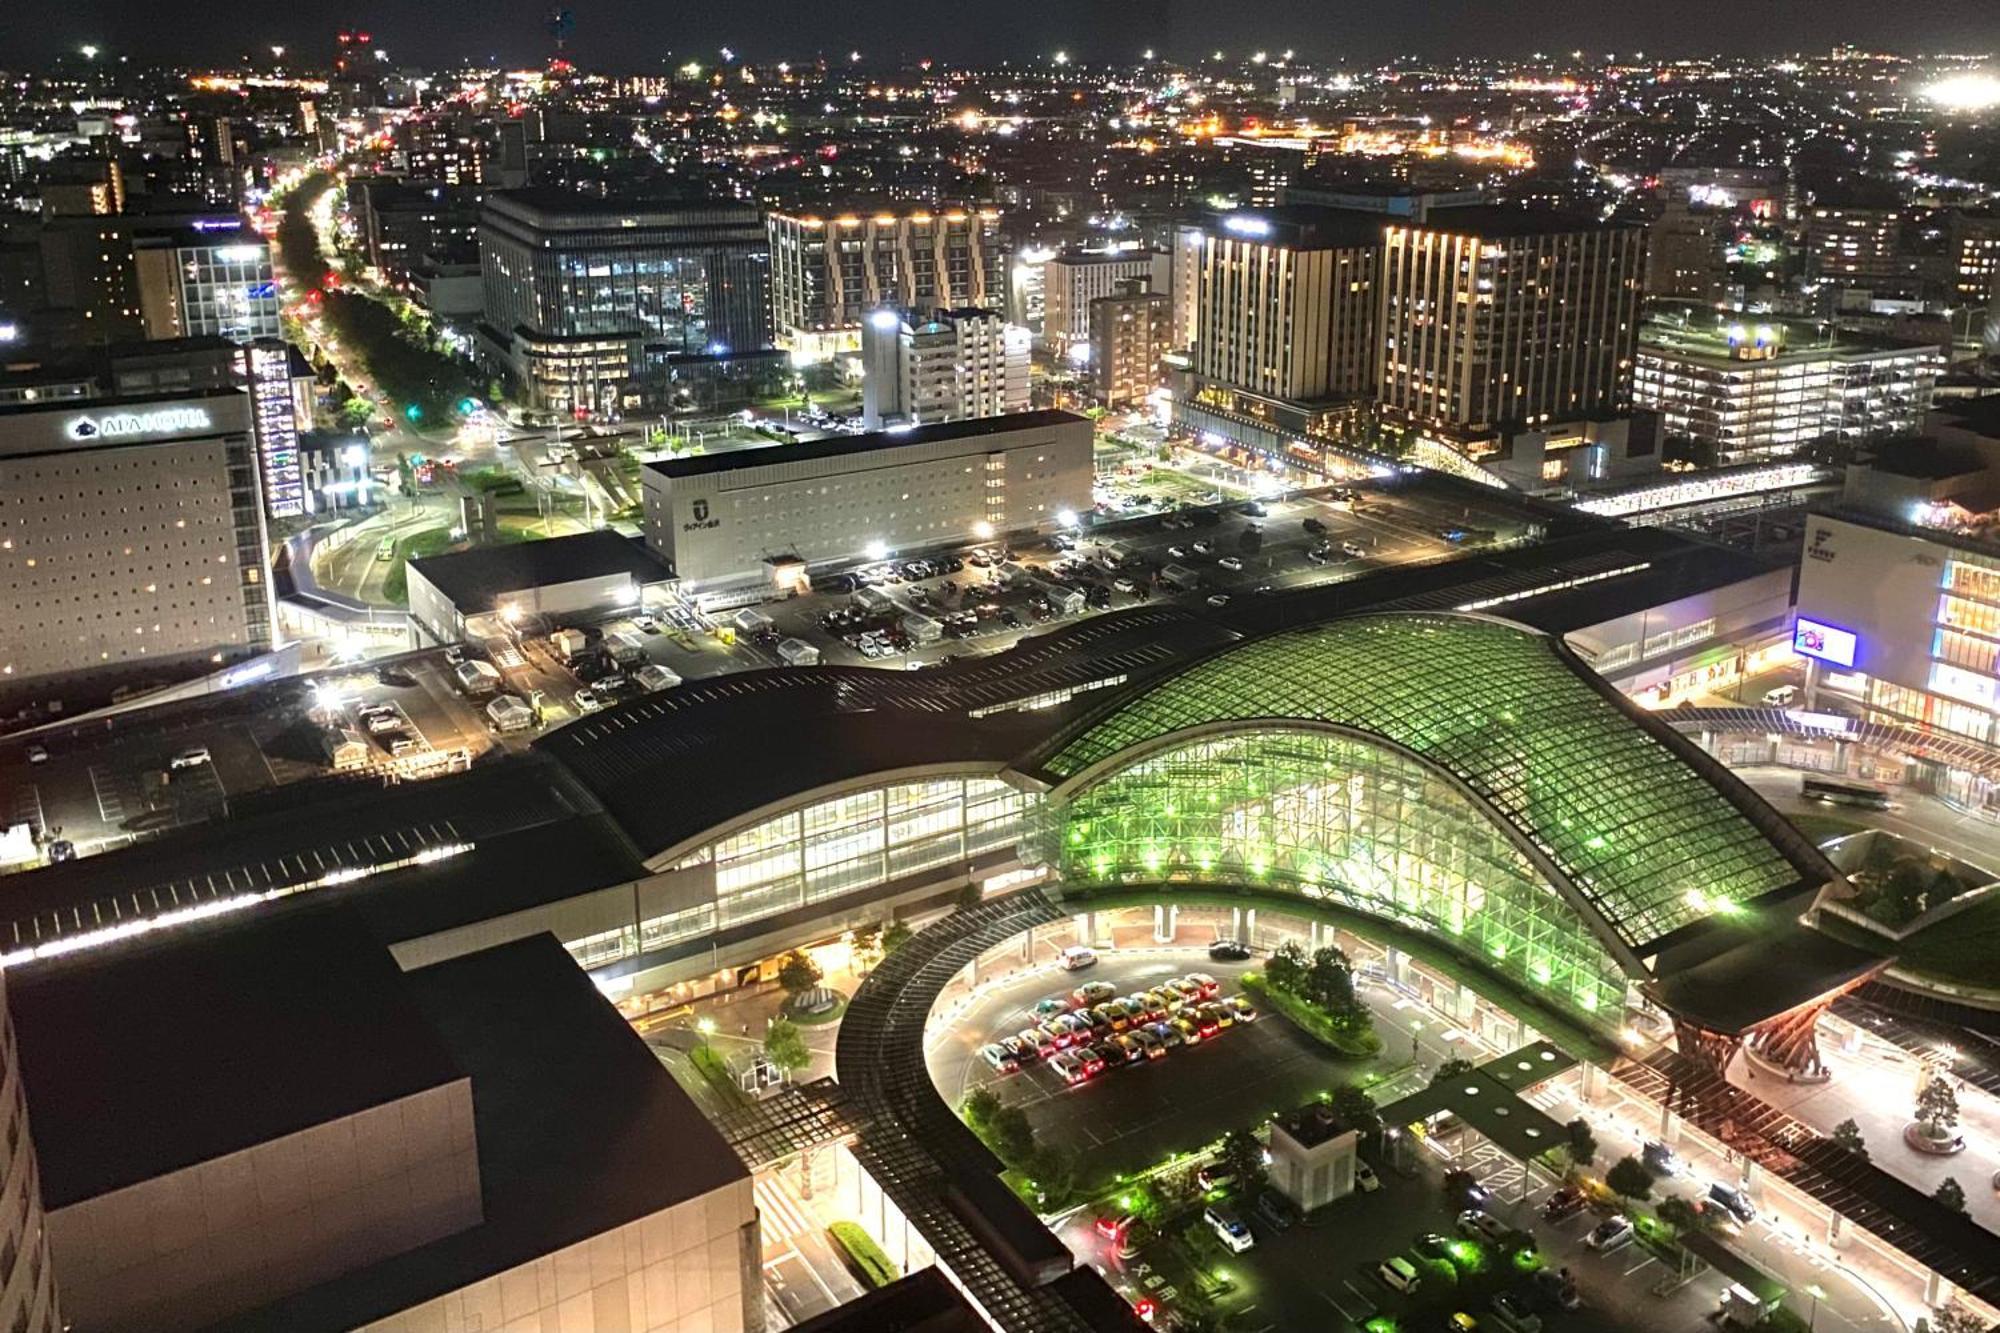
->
[1041,248,1167,356]
[1633,315,1941,463]
[1192,208,1383,408]
[766,208,1006,364]
[0,341,276,706]
[1375,208,1646,460]
[1950,211,2000,308]
[1089,281,1173,408]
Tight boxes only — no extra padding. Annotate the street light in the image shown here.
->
[1805,1283,1825,1331]
[80,44,99,60]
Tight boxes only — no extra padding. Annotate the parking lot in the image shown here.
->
[0,651,501,867]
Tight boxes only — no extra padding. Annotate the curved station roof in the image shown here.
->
[1033,613,1824,957]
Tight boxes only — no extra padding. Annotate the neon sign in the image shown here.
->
[65,407,214,441]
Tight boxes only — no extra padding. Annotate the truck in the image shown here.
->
[901,612,944,647]
[605,629,646,666]
[453,658,503,696]
[550,627,589,661]
[1160,563,1202,592]
[776,637,821,667]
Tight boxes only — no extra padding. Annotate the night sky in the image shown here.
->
[2,0,1996,71]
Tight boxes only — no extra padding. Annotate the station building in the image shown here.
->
[640,410,1093,590]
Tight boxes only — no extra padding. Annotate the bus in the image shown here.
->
[376,536,397,562]
[1801,776,1891,811]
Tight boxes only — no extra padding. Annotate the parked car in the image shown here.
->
[1051,1053,1088,1085]
[169,746,212,770]
[1707,1181,1757,1225]
[1641,1140,1682,1177]
[1195,1163,1236,1194]
[1377,1257,1423,1293]
[1541,1185,1587,1221]
[25,745,49,764]
[1457,1208,1511,1245]
[979,1043,1018,1074]
[574,687,605,713]
[1034,997,1071,1018]
[1532,1267,1582,1312]
[1413,1232,1454,1262]
[1341,540,1368,559]
[1252,1189,1297,1232]
[1354,1161,1382,1193]
[1489,1290,1543,1333]
[1585,1215,1635,1252]
[1204,1205,1254,1253]
[1224,996,1258,1023]
[1218,556,1244,572]
[1073,981,1118,1007]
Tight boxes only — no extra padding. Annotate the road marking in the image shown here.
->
[755,1176,816,1246]
[8,783,43,835]
[87,764,126,824]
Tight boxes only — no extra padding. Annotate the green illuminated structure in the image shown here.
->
[1034,614,1816,1026]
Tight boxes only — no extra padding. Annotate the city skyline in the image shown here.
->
[6,2,2000,69]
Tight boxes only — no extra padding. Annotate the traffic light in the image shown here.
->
[404,403,423,422]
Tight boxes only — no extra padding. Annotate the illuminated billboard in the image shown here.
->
[1793,617,1858,669]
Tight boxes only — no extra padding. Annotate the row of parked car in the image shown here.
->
[980,973,1256,1084]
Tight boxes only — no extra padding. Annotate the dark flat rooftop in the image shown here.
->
[1649,915,1888,1035]
[407,529,671,612]
[645,409,1087,480]
[219,930,748,1331]
[12,904,465,1209]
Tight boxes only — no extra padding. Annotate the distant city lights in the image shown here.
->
[1923,73,2000,111]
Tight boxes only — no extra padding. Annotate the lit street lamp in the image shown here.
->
[80,44,99,61]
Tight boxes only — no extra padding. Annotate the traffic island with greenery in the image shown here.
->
[960,1087,1082,1212]
[1907,1076,1966,1155]
[381,527,456,605]
[762,1016,812,1081]
[1240,942,1384,1059]
[688,1042,751,1111]
[1844,840,1986,930]
[827,1220,897,1289]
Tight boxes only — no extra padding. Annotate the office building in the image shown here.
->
[1169,223,1205,352]
[0,340,277,706]
[394,117,486,187]
[1088,281,1172,408]
[767,208,1006,364]
[1376,208,1647,461]
[641,410,1092,587]
[477,190,774,416]
[1041,249,1167,356]
[859,306,1028,429]
[1633,315,1941,462]
[1193,208,1383,407]
[35,213,278,346]
[1803,204,1920,296]
[351,178,484,288]
[9,905,757,1333]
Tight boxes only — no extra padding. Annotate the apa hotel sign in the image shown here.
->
[65,406,214,441]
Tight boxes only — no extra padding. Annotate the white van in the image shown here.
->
[1377,1256,1422,1293]
[1204,1205,1253,1253]
[1059,945,1098,971]
[1762,684,1799,707]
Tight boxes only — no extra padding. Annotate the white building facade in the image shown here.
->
[641,411,1093,587]
[860,307,1029,429]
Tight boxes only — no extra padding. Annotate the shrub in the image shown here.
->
[828,1221,898,1288]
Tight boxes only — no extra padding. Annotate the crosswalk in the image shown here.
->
[754,1175,816,1252]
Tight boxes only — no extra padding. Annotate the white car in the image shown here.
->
[1354,1161,1382,1193]
[1585,1215,1634,1252]
[1341,540,1368,559]
[1204,1205,1253,1253]
[1218,556,1244,572]
[1377,1256,1422,1293]
[169,747,212,771]
[574,687,605,713]
[25,745,48,765]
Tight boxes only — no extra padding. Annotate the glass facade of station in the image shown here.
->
[1049,729,1631,1020]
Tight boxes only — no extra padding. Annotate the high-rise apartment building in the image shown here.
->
[0,339,277,706]
[1645,196,1727,303]
[1803,204,1920,296]
[860,306,1028,429]
[394,118,486,186]
[1950,211,2000,308]
[0,974,58,1333]
[1376,209,1646,458]
[766,208,1006,364]
[1089,280,1172,408]
[1041,249,1167,355]
[1193,209,1383,407]
[477,190,774,415]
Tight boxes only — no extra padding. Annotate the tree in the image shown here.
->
[763,1016,810,1076]
[1430,1058,1476,1087]
[1605,1156,1655,1204]
[986,1105,1037,1168]
[1029,1144,1079,1203]
[882,920,913,954]
[1565,1118,1599,1168]
[777,950,823,998]
[1306,945,1359,1017]
[1218,1128,1268,1194]
[1936,1176,1967,1214]
[1265,940,1308,994]
[1656,1196,1703,1235]
[1930,1304,1993,1333]
[850,922,881,957]
[962,1087,1002,1133]
[1330,1084,1381,1137]
[1831,1118,1869,1161]
[955,882,982,909]
[1916,1076,1961,1143]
